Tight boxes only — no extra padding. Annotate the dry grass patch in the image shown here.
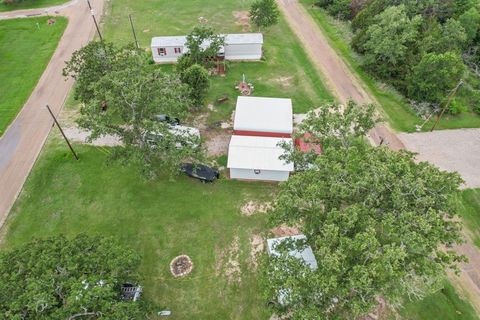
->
[241,201,272,216]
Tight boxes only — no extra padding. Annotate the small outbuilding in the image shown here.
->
[233,96,293,138]
[151,33,263,63]
[267,234,318,306]
[266,234,318,270]
[227,135,293,181]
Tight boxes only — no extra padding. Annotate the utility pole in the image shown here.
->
[86,0,103,41]
[45,105,79,161]
[129,14,139,49]
[430,80,463,132]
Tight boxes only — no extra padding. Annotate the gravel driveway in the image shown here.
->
[398,129,480,188]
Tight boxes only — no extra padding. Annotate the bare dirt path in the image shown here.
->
[450,230,480,313]
[277,0,480,311]
[277,0,405,150]
[0,0,105,228]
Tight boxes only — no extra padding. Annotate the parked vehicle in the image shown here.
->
[145,125,201,149]
[153,114,180,126]
[180,163,220,183]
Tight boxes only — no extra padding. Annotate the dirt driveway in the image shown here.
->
[398,129,480,188]
[277,0,405,150]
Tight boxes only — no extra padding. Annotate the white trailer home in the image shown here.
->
[227,135,294,182]
[233,96,293,137]
[151,33,263,63]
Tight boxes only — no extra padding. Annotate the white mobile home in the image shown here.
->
[151,33,263,63]
[227,135,294,182]
[233,96,293,137]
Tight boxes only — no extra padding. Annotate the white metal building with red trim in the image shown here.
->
[233,96,293,138]
[227,135,294,181]
[227,96,294,182]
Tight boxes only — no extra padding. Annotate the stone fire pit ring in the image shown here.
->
[170,255,194,278]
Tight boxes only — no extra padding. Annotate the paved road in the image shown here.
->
[0,0,105,228]
[277,0,405,150]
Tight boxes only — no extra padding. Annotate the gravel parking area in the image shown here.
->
[398,129,480,188]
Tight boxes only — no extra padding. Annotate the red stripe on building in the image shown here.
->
[233,130,291,138]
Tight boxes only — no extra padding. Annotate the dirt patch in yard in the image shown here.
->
[204,130,231,157]
[250,234,264,270]
[271,224,301,237]
[274,76,294,89]
[192,113,208,131]
[216,235,242,283]
[233,11,251,32]
[358,297,388,320]
[241,200,272,216]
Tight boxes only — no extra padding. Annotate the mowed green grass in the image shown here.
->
[103,0,333,117]
[0,17,67,135]
[398,281,478,320]
[2,137,277,319]
[0,0,67,12]
[459,189,480,248]
[298,1,480,132]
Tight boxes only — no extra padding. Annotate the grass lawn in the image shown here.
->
[102,0,333,119]
[0,0,67,12]
[298,1,480,132]
[397,281,478,320]
[0,17,67,135]
[459,189,480,248]
[1,136,277,319]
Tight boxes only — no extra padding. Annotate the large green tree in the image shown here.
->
[459,7,480,45]
[361,5,423,80]
[185,25,224,66]
[66,42,203,178]
[298,101,378,149]
[0,235,147,319]
[281,101,378,171]
[407,51,465,103]
[264,142,465,319]
[180,64,210,108]
[249,0,280,29]
[63,41,122,104]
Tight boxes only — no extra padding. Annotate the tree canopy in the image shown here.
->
[185,25,224,66]
[319,0,480,115]
[407,52,465,103]
[0,235,147,319]
[249,0,280,29]
[280,101,379,171]
[65,41,204,178]
[265,142,465,319]
[180,64,210,108]
[361,5,422,80]
[298,100,378,148]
